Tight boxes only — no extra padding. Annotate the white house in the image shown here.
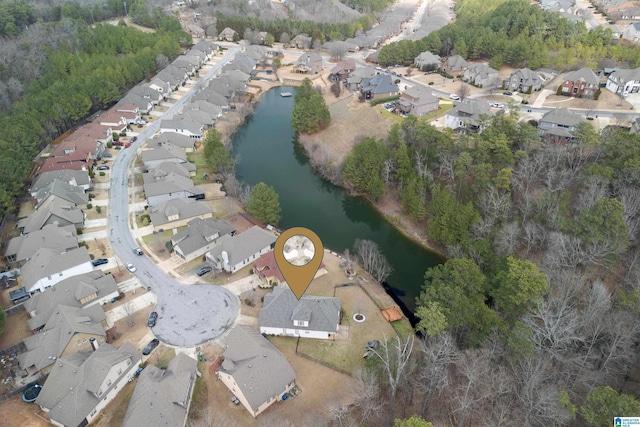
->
[21,247,93,294]
[605,67,640,95]
[206,226,276,273]
[159,117,204,139]
[259,286,341,339]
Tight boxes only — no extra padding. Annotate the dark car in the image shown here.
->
[196,265,212,276]
[142,338,160,355]
[97,166,110,171]
[503,91,513,96]
[131,136,138,142]
[147,311,158,327]
[91,258,109,267]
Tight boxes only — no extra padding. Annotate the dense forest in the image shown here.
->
[0,1,190,218]
[378,0,640,70]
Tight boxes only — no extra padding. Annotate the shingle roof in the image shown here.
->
[5,224,77,265]
[259,286,341,333]
[159,118,202,135]
[563,68,599,85]
[30,170,91,195]
[21,247,92,292]
[143,173,201,198]
[18,197,85,234]
[122,353,197,427]
[141,146,188,164]
[361,74,399,95]
[540,107,584,127]
[171,217,235,257]
[207,226,276,267]
[34,179,89,207]
[148,198,213,227]
[415,51,441,66]
[220,326,295,412]
[143,163,192,185]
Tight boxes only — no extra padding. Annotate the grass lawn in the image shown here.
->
[133,173,143,187]
[152,346,176,369]
[296,337,365,374]
[187,152,213,185]
[141,229,174,244]
[188,369,208,420]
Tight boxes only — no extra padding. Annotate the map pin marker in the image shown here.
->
[274,227,324,299]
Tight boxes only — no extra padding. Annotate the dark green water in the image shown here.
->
[232,86,443,316]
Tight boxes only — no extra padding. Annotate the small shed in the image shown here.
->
[9,287,30,305]
[381,306,403,322]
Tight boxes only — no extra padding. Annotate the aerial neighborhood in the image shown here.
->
[2,0,640,425]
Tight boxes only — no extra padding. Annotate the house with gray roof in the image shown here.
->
[244,45,269,62]
[366,49,379,64]
[560,68,599,98]
[143,163,194,186]
[192,89,229,109]
[172,57,198,76]
[217,325,296,417]
[140,145,188,169]
[21,246,93,293]
[34,179,89,208]
[623,22,640,42]
[290,34,312,49]
[36,342,140,427]
[397,85,439,116]
[294,52,323,74]
[176,110,216,130]
[192,40,220,57]
[130,85,164,105]
[19,303,107,373]
[506,68,543,93]
[24,270,118,331]
[218,27,237,42]
[206,226,276,273]
[118,93,155,114]
[143,173,204,207]
[172,217,235,262]
[148,78,172,98]
[538,107,584,144]
[18,197,85,234]
[360,74,399,100]
[463,63,500,88]
[414,51,442,71]
[156,64,189,91]
[259,286,341,340]
[605,66,640,95]
[122,352,197,427]
[159,117,204,139]
[346,67,377,91]
[444,99,493,133]
[148,198,214,231]
[30,170,91,197]
[147,132,197,152]
[188,100,223,121]
[222,55,257,75]
[5,224,78,266]
[441,54,468,76]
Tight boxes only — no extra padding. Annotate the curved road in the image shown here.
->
[107,47,242,347]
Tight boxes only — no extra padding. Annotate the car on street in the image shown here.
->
[503,91,513,96]
[196,265,213,276]
[131,136,137,142]
[91,258,109,267]
[126,263,136,273]
[449,94,460,100]
[97,166,110,171]
[133,247,143,255]
[148,311,158,327]
[142,338,160,356]
[125,142,131,148]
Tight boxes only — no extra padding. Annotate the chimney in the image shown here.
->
[90,337,99,351]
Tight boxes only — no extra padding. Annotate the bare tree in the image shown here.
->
[415,333,459,416]
[122,301,136,327]
[350,366,384,424]
[493,221,520,257]
[327,399,351,427]
[329,42,347,61]
[457,82,470,100]
[239,184,253,205]
[353,239,393,283]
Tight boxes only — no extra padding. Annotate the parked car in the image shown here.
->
[147,311,158,327]
[91,258,109,267]
[97,166,110,171]
[449,94,460,100]
[124,142,131,148]
[503,91,513,96]
[131,136,138,142]
[231,396,240,405]
[196,265,212,276]
[133,247,143,256]
[102,153,113,158]
[133,367,144,378]
[142,338,160,355]
[126,263,136,273]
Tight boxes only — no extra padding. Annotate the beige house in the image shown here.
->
[148,198,214,231]
[217,326,296,417]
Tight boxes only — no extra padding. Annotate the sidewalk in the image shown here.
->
[222,274,261,296]
[105,292,157,327]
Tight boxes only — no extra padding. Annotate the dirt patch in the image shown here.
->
[0,309,31,350]
[85,238,114,260]
[0,398,49,427]
[92,380,136,427]
[109,305,154,350]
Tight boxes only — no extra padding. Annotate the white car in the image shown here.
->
[126,263,137,273]
[449,94,460,100]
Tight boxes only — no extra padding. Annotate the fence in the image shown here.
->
[0,341,26,357]
[0,377,45,404]
[5,303,25,317]
[294,337,352,378]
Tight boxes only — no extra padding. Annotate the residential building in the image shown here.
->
[143,173,204,207]
[140,145,188,170]
[129,86,164,105]
[345,67,377,91]
[33,179,89,208]
[623,22,640,42]
[360,74,399,100]
[192,40,220,57]
[148,78,172,98]
[5,224,78,266]
[444,99,493,133]
[222,54,257,75]
[414,51,442,71]
[148,198,214,231]
[506,68,543,93]
[186,23,205,38]
[18,304,107,373]
[538,107,584,144]
[147,132,197,152]
[188,100,223,123]
[206,226,276,273]
[290,34,312,49]
[463,63,500,88]
[171,217,235,262]
[217,325,296,417]
[366,50,379,64]
[35,342,140,427]
[259,286,341,339]
[294,52,323,74]
[560,68,599,98]
[18,197,85,234]
[118,93,155,115]
[30,170,91,198]
[329,59,357,81]
[218,27,237,42]
[21,246,93,294]
[192,88,230,109]
[253,251,326,287]
[39,121,111,173]
[440,54,468,76]
[143,162,194,185]
[175,110,216,130]
[24,270,118,331]
[159,117,204,139]
[605,67,640,95]
[397,85,439,116]
[122,353,198,427]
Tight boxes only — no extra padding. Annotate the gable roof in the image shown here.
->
[511,68,541,85]
[148,132,196,150]
[254,251,325,284]
[207,226,276,267]
[608,67,640,84]
[401,85,438,106]
[330,59,356,75]
[34,179,89,207]
[540,107,584,127]
[415,51,441,65]
[466,63,498,78]
[36,342,139,427]
[122,353,197,427]
[18,197,84,234]
[259,286,341,333]
[171,217,235,256]
[563,67,599,85]
[21,247,91,292]
[143,162,192,185]
[445,55,468,71]
[141,146,188,164]
[24,271,117,331]
[148,198,213,227]
[361,74,399,95]
[5,224,77,265]
[219,326,295,412]
[143,173,202,199]
[188,100,223,117]
[295,52,323,68]
[193,89,229,108]
[30,170,91,195]
[160,117,203,135]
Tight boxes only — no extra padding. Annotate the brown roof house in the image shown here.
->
[329,59,356,81]
[217,325,296,417]
[538,107,584,144]
[294,52,323,74]
[463,63,500,88]
[397,85,439,116]
[560,68,599,98]
[171,217,235,262]
[259,286,341,340]
[253,250,326,288]
[506,68,543,93]
[440,54,468,76]
[35,342,140,427]
[122,352,198,427]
